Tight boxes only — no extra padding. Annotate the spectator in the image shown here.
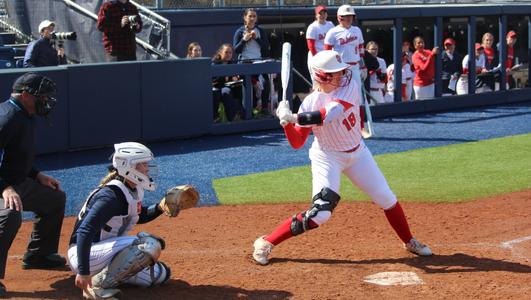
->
[501,30,518,89]
[212,43,244,122]
[480,32,499,91]
[186,42,203,59]
[233,8,271,116]
[456,43,488,95]
[68,142,171,299]
[0,73,66,298]
[233,8,269,62]
[97,0,142,62]
[385,52,409,102]
[365,41,387,104]
[305,5,334,82]
[23,20,67,68]
[441,38,463,95]
[412,36,439,100]
[402,41,414,100]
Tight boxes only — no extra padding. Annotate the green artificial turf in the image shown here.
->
[213,134,531,205]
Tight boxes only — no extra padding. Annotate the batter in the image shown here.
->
[252,50,432,265]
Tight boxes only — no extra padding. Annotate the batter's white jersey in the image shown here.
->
[299,78,362,152]
[306,21,335,53]
[324,25,364,63]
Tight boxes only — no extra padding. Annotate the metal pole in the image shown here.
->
[499,15,507,90]
[393,17,403,103]
[528,17,531,87]
[467,16,476,95]
[434,16,443,97]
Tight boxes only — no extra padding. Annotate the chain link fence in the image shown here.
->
[135,0,514,9]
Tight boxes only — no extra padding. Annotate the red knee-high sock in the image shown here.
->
[384,202,413,244]
[265,213,318,246]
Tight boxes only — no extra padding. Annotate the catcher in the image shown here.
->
[67,142,199,299]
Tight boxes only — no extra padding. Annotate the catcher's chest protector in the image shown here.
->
[99,180,143,241]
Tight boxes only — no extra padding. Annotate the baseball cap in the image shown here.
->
[38,20,55,33]
[475,43,483,51]
[315,5,327,14]
[337,4,355,16]
[444,38,455,46]
[506,30,517,38]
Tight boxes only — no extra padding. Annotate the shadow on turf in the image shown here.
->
[6,276,293,299]
[270,252,531,274]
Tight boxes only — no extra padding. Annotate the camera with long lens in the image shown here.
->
[51,31,77,48]
[126,15,140,29]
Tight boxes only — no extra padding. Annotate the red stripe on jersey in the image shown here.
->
[332,99,353,111]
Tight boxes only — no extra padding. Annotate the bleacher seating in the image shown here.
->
[0,46,16,68]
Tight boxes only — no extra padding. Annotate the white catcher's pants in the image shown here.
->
[67,236,165,287]
[308,144,397,225]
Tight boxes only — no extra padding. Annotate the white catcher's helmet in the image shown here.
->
[112,142,156,191]
[310,50,352,87]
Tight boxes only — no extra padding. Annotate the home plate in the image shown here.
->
[363,272,424,286]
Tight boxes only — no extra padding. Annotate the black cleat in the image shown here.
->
[22,253,67,270]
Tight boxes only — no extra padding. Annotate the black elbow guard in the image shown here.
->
[297,111,323,125]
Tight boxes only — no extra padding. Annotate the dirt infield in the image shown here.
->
[3,190,530,299]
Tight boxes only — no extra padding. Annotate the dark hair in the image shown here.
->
[212,43,233,62]
[243,8,257,25]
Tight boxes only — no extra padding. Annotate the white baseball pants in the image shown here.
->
[308,145,397,225]
[67,236,165,287]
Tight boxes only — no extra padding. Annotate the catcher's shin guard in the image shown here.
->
[290,188,341,235]
[92,233,165,289]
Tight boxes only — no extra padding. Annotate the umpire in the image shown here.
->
[0,73,66,297]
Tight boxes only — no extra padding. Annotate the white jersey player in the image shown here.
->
[306,5,334,77]
[67,142,171,299]
[456,43,488,95]
[324,4,369,133]
[252,50,432,265]
[366,41,388,104]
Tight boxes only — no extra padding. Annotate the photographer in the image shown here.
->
[23,20,68,68]
[97,0,142,62]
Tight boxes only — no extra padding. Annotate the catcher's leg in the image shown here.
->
[86,232,165,299]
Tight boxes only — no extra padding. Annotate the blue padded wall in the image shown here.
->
[140,58,211,140]
[66,62,142,149]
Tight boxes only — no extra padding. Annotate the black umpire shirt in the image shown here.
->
[0,98,39,192]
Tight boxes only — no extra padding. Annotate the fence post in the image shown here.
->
[499,15,507,90]
[467,16,476,94]
[434,16,443,97]
[393,17,403,103]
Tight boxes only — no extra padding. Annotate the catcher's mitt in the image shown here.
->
[159,185,199,217]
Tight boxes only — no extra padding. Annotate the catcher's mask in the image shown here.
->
[112,142,157,191]
[311,50,352,87]
[12,72,57,117]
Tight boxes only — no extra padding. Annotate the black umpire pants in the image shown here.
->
[0,178,66,278]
